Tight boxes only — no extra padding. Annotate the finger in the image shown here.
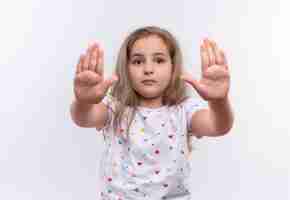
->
[180,74,204,94]
[100,75,118,92]
[180,73,196,87]
[75,71,102,86]
[98,46,104,77]
[180,73,193,84]
[220,49,229,70]
[89,43,98,71]
[204,38,215,67]
[83,43,93,71]
[210,40,223,65]
[200,43,209,74]
[76,54,85,75]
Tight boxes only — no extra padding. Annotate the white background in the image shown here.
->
[0,0,289,199]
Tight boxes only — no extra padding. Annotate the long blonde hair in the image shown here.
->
[110,26,195,153]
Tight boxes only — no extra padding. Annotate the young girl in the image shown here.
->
[70,26,234,200]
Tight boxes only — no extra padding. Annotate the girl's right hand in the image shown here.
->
[73,42,118,104]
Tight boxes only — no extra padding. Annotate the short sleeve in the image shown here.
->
[96,92,116,132]
[101,92,116,111]
[182,97,208,134]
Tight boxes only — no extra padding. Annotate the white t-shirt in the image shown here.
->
[97,94,207,200]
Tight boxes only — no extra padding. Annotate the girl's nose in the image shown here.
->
[143,62,154,74]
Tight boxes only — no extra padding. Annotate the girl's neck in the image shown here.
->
[139,96,163,108]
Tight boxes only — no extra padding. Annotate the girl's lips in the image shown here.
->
[142,79,156,83]
[142,80,156,85]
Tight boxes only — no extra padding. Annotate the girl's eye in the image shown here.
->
[132,60,143,65]
[156,58,165,64]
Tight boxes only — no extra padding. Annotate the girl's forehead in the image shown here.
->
[130,35,170,56]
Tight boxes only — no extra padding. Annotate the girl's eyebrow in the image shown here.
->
[131,53,144,58]
[131,52,167,58]
[153,52,167,56]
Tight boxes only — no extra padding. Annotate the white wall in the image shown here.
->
[0,0,289,199]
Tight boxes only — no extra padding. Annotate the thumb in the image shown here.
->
[181,75,204,93]
[100,74,119,92]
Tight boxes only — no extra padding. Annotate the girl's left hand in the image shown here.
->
[181,38,230,102]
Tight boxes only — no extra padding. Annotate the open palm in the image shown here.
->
[73,42,118,104]
[182,38,230,102]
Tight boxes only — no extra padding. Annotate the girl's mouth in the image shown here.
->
[142,80,156,85]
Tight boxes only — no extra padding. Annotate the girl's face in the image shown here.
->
[128,35,173,107]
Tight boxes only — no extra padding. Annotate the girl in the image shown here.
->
[70,26,234,200]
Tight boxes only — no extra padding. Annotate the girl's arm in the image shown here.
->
[70,100,109,129]
[71,41,117,130]
[191,97,234,137]
[181,38,234,137]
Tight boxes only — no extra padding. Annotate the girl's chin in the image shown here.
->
[137,91,162,99]
[134,86,166,99]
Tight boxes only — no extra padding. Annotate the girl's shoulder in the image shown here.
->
[101,91,119,112]
[177,96,207,110]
